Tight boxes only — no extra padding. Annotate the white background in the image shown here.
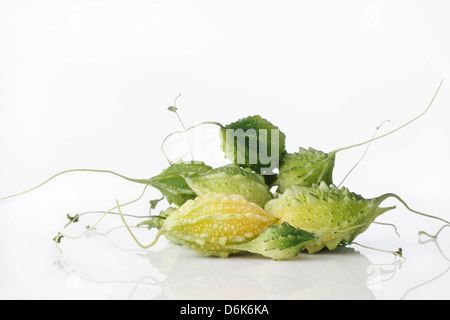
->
[1,0,450,300]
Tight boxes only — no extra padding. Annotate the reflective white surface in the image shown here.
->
[2,212,450,300]
[1,0,450,300]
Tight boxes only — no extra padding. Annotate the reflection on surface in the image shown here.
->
[399,238,450,300]
[53,231,450,300]
[136,244,379,300]
[53,240,389,299]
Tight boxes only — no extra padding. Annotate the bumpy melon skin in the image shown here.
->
[274,147,336,194]
[264,182,394,254]
[185,164,273,208]
[163,193,277,257]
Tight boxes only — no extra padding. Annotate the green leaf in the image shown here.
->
[167,106,178,112]
[52,233,64,244]
[149,197,164,210]
[149,161,212,206]
[64,213,80,228]
[226,222,319,260]
[219,115,286,176]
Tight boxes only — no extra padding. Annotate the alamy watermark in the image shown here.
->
[224,128,280,175]
[163,126,281,176]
